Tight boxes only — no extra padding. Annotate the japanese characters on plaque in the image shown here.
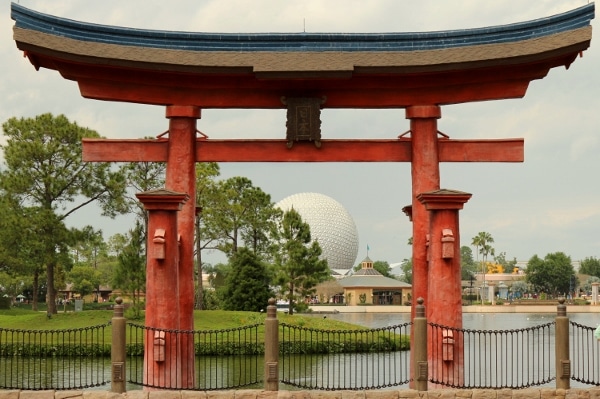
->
[282,96,326,148]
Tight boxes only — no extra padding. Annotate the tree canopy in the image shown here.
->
[579,257,600,278]
[0,114,128,313]
[219,247,273,312]
[206,176,276,257]
[113,222,146,318]
[460,246,477,280]
[270,208,330,315]
[525,252,576,297]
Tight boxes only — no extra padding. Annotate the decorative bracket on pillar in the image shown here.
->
[441,228,455,260]
[152,229,166,260]
[281,96,326,148]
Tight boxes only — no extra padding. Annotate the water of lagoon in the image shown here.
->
[311,311,600,331]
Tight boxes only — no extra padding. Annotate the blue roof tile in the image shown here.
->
[11,2,595,52]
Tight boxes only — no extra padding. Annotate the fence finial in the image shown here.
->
[557,297,566,317]
[114,296,124,318]
[416,297,425,318]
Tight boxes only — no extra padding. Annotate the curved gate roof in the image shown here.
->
[11,3,594,108]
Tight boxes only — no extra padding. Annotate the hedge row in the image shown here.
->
[1,338,409,358]
[0,343,111,357]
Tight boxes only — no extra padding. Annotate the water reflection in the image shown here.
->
[308,311,600,331]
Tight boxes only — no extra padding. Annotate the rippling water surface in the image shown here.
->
[309,311,600,330]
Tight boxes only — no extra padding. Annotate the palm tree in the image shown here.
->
[472,232,494,303]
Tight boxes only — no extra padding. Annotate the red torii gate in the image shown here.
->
[11,2,593,389]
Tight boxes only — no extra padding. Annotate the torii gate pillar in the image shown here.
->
[418,189,472,388]
[406,105,441,319]
[164,105,200,387]
[136,189,189,389]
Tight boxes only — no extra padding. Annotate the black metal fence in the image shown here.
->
[0,323,110,390]
[570,321,600,385]
[126,322,261,390]
[279,322,411,390]
[428,321,556,389]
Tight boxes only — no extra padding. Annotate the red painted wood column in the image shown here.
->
[406,105,441,388]
[417,189,471,388]
[406,105,441,311]
[165,105,200,388]
[136,189,189,390]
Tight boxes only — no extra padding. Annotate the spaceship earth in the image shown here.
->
[275,192,359,270]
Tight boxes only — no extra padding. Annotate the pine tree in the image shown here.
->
[220,247,273,312]
[271,209,330,315]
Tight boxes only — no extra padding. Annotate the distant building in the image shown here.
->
[339,257,412,305]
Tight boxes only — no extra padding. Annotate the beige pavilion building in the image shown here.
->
[339,257,412,306]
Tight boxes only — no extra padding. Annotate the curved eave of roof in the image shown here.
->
[10,3,594,75]
[10,3,595,52]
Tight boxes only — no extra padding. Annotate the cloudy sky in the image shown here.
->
[1,1,599,267]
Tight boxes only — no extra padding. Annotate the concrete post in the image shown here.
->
[111,297,126,393]
[413,297,428,391]
[264,298,279,391]
[592,282,599,305]
[555,298,570,389]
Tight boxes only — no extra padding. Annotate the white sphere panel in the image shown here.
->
[276,192,359,270]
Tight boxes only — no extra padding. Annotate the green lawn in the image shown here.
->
[0,308,409,355]
[0,308,359,331]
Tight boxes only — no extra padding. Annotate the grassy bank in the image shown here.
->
[1,307,406,356]
[0,307,364,337]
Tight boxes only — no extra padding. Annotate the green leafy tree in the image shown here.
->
[122,142,166,227]
[68,265,101,299]
[207,176,276,257]
[580,257,600,278]
[70,226,105,267]
[460,246,477,280]
[0,271,28,305]
[194,162,221,310]
[0,194,37,303]
[353,260,392,277]
[271,208,330,315]
[113,222,146,318]
[471,232,494,303]
[219,247,272,312]
[69,226,110,301]
[525,252,575,297]
[471,232,494,264]
[0,114,127,313]
[400,258,413,284]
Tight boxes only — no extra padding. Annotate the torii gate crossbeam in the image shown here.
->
[82,138,524,163]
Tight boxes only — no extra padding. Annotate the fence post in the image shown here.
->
[413,297,428,391]
[555,297,570,389]
[111,297,126,393]
[264,298,279,391]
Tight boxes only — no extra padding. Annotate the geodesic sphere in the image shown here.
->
[275,192,359,270]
